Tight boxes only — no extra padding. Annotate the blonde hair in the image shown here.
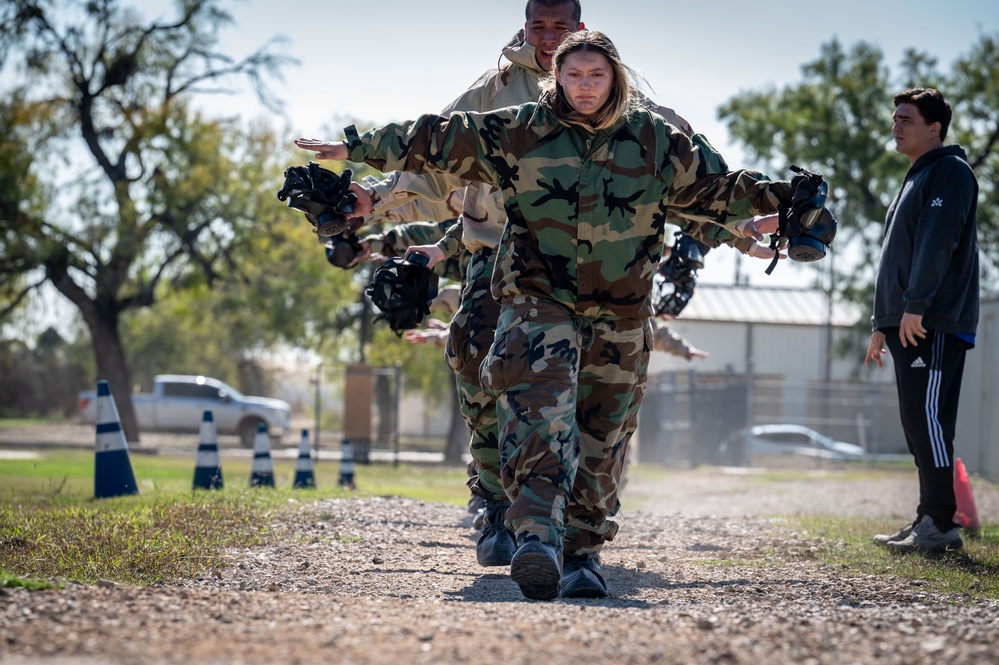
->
[539,31,637,132]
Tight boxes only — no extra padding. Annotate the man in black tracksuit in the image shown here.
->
[865,87,979,554]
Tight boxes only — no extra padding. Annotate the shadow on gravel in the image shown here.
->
[439,564,782,607]
[905,550,999,578]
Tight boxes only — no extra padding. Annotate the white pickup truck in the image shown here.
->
[78,374,292,447]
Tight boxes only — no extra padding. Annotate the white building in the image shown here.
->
[650,283,867,382]
[650,285,998,481]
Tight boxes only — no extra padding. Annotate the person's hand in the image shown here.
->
[734,214,779,241]
[423,317,449,331]
[899,312,926,348]
[402,328,447,345]
[347,183,374,218]
[293,138,348,161]
[746,241,786,261]
[346,240,372,268]
[865,330,886,367]
[405,244,445,268]
[686,347,709,361]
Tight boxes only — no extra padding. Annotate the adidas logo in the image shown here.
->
[931,198,943,207]
[911,357,927,368]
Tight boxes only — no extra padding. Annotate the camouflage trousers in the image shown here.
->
[444,248,504,502]
[479,295,651,556]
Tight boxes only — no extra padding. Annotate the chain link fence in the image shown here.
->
[637,370,904,466]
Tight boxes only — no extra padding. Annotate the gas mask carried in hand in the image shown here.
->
[277,162,357,238]
[365,253,439,335]
[324,232,364,269]
[766,165,838,275]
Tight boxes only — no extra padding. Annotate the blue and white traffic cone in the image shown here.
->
[249,422,275,488]
[292,428,316,489]
[338,438,356,490]
[192,410,224,490]
[93,380,139,499]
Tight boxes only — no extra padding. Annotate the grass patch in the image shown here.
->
[0,417,68,426]
[0,569,59,590]
[0,447,470,587]
[0,448,470,504]
[1,492,269,585]
[785,516,999,600]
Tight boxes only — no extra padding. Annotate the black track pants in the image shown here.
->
[883,327,967,531]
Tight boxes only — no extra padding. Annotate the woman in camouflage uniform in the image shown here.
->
[295,30,794,601]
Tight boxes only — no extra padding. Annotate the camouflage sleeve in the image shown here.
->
[344,111,507,189]
[652,319,695,358]
[436,219,466,257]
[360,191,462,227]
[681,219,758,253]
[362,172,468,219]
[655,122,759,254]
[431,284,462,317]
[362,221,451,257]
[664,128,792,228]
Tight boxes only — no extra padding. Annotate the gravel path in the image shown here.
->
[2,466,998,665]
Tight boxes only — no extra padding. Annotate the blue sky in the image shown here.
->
[185,0,996,287]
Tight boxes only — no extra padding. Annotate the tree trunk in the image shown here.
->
[443,383,469,465]
[87,315,140,443]
[48,263,140,443]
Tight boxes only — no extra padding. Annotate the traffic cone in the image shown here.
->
[293,428,316,489]
[192,410,224,490]
[93,380,139,499]
[338,438,356,490]
[249,423,275,488]
[953,457,980,533]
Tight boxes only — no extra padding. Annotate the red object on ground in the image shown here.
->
[953,457,980,531]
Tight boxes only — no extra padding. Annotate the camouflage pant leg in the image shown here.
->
[562,317,651,557]
[607,318,653,494]
[446,248,504,502]
[479,297,583,548]
[455,374,503,501]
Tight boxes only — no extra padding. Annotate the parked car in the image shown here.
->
[78,374,292,448]
[718,424,866,466]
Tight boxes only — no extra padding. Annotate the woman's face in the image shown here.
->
[555,50,613,119]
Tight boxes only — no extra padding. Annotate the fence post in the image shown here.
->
[313,362,321,463]
[394,363,402,468]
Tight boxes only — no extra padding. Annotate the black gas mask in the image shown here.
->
[365,253,439,335]
[324,231,364,269]
[277,162,357,238]
[651,231,706,317]
[766,165,838,274]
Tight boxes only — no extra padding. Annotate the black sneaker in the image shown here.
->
[510,539,562,601]
[475,502,516,567]
[560,553,608,599]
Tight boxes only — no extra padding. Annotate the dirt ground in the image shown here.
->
[2,426,998,665]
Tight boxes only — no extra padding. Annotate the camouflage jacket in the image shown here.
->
[344,103,791,320]
[359,34,749,257]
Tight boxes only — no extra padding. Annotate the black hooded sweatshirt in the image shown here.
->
[872,144,979,338]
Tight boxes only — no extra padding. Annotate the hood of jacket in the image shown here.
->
[500,30,547,77]
[908,144,968,175]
